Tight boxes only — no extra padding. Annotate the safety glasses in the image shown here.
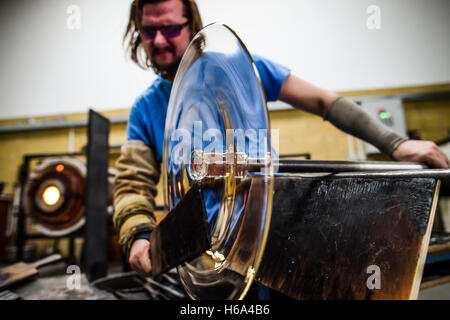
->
[140,21,190,40]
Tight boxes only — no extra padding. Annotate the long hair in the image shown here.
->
[123,0,203,70]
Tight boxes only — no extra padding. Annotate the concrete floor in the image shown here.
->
[12,274,117,300]
[419,282,450,300]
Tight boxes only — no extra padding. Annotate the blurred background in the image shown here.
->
[0,0,449,299]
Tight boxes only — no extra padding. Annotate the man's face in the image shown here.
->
[141,0,192,78]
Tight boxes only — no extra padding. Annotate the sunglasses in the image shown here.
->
[140,21,190,40]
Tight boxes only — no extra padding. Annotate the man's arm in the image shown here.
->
[113,140,161,274]
[279,74,449,168]
[278,73,340,117]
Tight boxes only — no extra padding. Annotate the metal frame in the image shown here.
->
[84,110,110,281]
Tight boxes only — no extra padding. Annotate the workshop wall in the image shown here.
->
[271,110,350,160]
[404,99,450,142]
[1,0,449,119]
[1,84,449,197]
[0,110,347,199]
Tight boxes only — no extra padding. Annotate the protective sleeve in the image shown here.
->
[324,96,408,156]
[112,140,161,258]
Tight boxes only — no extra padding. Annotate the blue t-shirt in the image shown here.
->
[127,54,291,163]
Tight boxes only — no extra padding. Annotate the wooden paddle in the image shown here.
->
[0,253,63,290]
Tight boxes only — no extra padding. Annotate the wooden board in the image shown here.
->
[257,176,440,300]
[0,262,38,290]
[0,254,62,290]
[420,275,450,289]
[428,243,450,254]
[150,183,211,277]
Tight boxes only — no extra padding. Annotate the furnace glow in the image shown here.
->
[42,186,61,206]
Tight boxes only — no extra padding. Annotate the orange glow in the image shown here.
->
[55,164,64,172]
[42,186,61,206]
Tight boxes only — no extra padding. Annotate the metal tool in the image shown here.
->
[91,271,187,300]
[0,290,21,300]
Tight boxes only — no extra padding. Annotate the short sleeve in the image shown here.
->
[127,100,151,146]
[252,54,291,102]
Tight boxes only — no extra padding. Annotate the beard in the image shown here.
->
[150,45,182,81]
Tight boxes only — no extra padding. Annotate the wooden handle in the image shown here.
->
[30,254,63,269]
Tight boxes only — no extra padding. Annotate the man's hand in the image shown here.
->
[392,140,450,169]
[129,239,152,276]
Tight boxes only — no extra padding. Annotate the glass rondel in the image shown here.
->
[163,23,274,300]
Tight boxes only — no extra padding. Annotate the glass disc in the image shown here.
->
[163,23,274,300]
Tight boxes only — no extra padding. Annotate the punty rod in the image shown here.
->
[187,150,436,180]
[251,159,428,173]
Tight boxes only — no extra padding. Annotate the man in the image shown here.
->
[114,0,449,277]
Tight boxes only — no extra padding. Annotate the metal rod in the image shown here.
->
[253,159,428,173]
[332,169,450,180]
[188,150,450,186]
